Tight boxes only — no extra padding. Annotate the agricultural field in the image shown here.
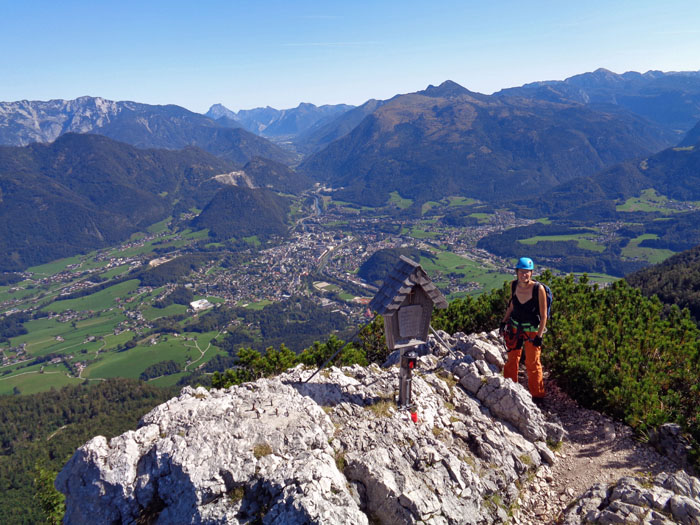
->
[388,191,414,209]
[622,234,676,264]
[0,225,235,395]
[518,232,606,253]
[616,188,698,214]
[420,249,511,298]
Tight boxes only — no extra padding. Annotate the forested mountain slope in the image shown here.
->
[0,133,236,270]
[300,80,675,205]
[626,243,700,323]
[190,185,291,241]
[0,379,176,525]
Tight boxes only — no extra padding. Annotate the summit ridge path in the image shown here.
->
[515,370,682,524]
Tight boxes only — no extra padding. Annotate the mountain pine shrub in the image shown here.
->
[431,271,699,464]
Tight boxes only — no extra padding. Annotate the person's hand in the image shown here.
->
[532,335,543,347]
[499,321,506,337]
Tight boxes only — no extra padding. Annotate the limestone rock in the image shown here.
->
[53,331,566,524]
[561,471,700,525]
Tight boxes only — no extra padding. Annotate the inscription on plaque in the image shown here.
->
[398,304,423,338]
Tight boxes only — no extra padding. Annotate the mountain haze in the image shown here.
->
[0,97,293,165]
[292,99,386,155]
[497,68,700,136]
[205,102,354,139]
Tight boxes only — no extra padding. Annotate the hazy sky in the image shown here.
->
[3,0,700,113]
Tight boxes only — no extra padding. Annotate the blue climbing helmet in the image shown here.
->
[515,257,534,270]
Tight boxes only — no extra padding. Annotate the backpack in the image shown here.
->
[510,280,553,321]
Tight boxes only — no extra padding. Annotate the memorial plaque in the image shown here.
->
[398,304,423,338]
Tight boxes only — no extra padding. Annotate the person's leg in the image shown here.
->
[524,334,545,398]
[503,349,522,383]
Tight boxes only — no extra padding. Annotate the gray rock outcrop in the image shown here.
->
[57,330,698,524]
[561,471,700,524]
[57,330,565,524]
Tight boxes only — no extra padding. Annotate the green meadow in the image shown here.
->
[142,303,188,321]
[617,188,696,214]
[518,233,605,252]
[0,370,84,396]
[241,300,273,310]
[42,280,141,313]
[420,250,511,294]
[469,213,493,224]
[388,191,413,209]
[28,255,84,277]
[82,330,225,380]
[622,234,675,264]
[446,196,478,207]
[10,311,126,357]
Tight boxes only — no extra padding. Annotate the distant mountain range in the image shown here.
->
[4,68,700,273]
[205,102,354,141]
[496,68,700,136]
[299,80,677,205]
[0,97,294,165]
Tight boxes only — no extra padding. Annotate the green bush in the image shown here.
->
[431,271,699,462]
[212,273,700,466]
[543,274,700,450]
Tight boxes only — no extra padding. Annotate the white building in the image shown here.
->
[190,299,214,312]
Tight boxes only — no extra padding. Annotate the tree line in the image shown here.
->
[0,379,176,524]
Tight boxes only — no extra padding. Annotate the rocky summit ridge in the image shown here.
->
[56,331,699,524]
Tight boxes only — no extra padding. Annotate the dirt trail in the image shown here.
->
[514,370,682,524]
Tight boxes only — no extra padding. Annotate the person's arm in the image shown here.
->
[537,284,547,337]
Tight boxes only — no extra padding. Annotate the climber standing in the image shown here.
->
[500,257,546,402]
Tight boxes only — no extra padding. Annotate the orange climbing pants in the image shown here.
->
[503,331,545,398]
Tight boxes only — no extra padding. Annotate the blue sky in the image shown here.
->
[2,0,700,113]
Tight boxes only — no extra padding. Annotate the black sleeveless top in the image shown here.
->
[511,281,540,329]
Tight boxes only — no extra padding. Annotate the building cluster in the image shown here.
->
[1,190,530,377]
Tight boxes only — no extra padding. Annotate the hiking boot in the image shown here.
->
[532,396,545,407]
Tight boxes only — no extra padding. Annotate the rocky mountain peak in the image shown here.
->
[206,103,237,121]
[56,330,564,523]
[421,79,476,99]
[565,68,626,88]
[55,325,699,524]
[56,330,699,524]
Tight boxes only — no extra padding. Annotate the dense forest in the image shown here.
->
[190,186,290,241]
[0,379,176,524]
[216,296,350,353]
[626,243,700,323]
